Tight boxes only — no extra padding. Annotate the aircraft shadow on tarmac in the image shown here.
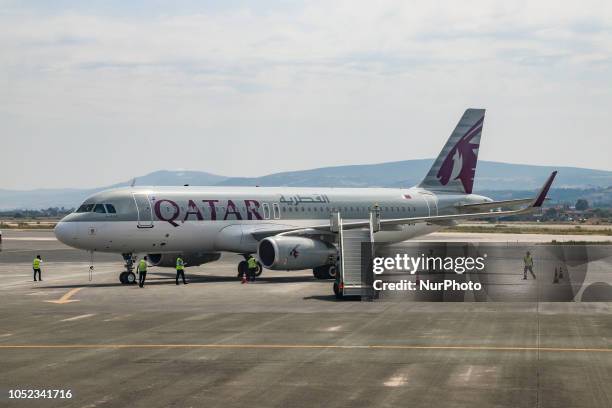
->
[40,272,320,289]
[303,294,360,302]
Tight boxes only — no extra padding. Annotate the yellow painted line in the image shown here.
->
[44,287,83,304]
[0,344,610,353]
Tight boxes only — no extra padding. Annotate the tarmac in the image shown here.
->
[0,230,611,408]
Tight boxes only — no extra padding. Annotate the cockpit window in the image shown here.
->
[105,204,117,214]
[76,204,94,213]
[93,204,107,214]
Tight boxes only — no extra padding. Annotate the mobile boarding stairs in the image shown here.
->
[330,209,379,299]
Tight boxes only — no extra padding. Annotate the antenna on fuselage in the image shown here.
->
[130,178,137,187]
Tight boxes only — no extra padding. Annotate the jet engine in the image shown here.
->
[147,252,221,267]
[258,236,337,270]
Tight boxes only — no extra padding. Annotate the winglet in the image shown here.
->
[531,171,557,207]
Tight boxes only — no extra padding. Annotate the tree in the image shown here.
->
[575,199,589,211]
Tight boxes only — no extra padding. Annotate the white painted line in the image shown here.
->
[2,237,57,241]
[325,325,342,332]
[0,333,13,338]
[103,314,131,322]
[384,375,407,387]
[60,314,95,322]
[27,291,64,296]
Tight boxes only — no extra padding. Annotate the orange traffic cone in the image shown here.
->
[241,271,247,284]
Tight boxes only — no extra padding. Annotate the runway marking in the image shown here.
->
[59,314,95,322]
[44,287,83,304]
[103,314,131,322]
[0,343,610,353]
[0,237,57,241]
[384,374,407,387]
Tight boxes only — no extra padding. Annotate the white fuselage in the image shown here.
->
[54,185,490,255]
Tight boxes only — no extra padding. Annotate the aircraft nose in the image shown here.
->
[54,220,75,245]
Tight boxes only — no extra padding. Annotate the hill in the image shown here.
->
[1,161,611,209]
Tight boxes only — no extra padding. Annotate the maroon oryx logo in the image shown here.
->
[436,116,483,194]
[289,245,300,258]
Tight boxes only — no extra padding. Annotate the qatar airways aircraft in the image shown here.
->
[54,109,557,284]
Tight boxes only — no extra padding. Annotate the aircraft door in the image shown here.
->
[132,193,154,228]
[272,203,280,219]
[262,203,270,219]
[422,193,438,217]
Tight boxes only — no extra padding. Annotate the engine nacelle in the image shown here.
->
[147,252,221,268]
[258,236,336,271]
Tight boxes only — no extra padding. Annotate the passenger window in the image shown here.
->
[94,204,107,213]
[105,204,117,214]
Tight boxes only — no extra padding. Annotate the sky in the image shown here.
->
[1,0,611,190]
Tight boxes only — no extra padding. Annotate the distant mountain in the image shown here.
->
[219,160,612,190]
[1,161,611,210]
[108,170,227,188]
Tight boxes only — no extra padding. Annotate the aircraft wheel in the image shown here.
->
[312,266,327,280]
[327,265,338,279]
[255,262,263,277]
[125,272,136,284]
[333,282,343,299]
[237,261,248,279]
[119,272,127,284]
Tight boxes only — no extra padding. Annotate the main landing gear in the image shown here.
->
[313,264,337,280]
[120,253,137,284]
[237,255,263,279]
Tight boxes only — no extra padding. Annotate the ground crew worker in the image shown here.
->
[523,251,536,280]
[247,255,258,282]
[175,256,187,285]
[32,254,42,281]
[138,256,148,288]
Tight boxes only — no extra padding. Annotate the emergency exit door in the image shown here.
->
[132,193,153,228]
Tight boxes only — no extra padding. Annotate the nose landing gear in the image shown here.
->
[120,253,137,284]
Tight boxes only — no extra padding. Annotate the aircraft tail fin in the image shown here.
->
[418,108,485,194]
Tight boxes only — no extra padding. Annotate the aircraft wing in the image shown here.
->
[250,171,557,241]
[455,197,544,212]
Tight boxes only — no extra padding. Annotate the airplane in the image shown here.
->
[54,108,557,285]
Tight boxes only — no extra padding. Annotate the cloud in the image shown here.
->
[0,1,611,188]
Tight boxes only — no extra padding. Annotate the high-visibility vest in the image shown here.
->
[33,258,41,269]
[138,259,147,272]
[176,258,184,270]
[523,255,533,266]
[247,257,257,269]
